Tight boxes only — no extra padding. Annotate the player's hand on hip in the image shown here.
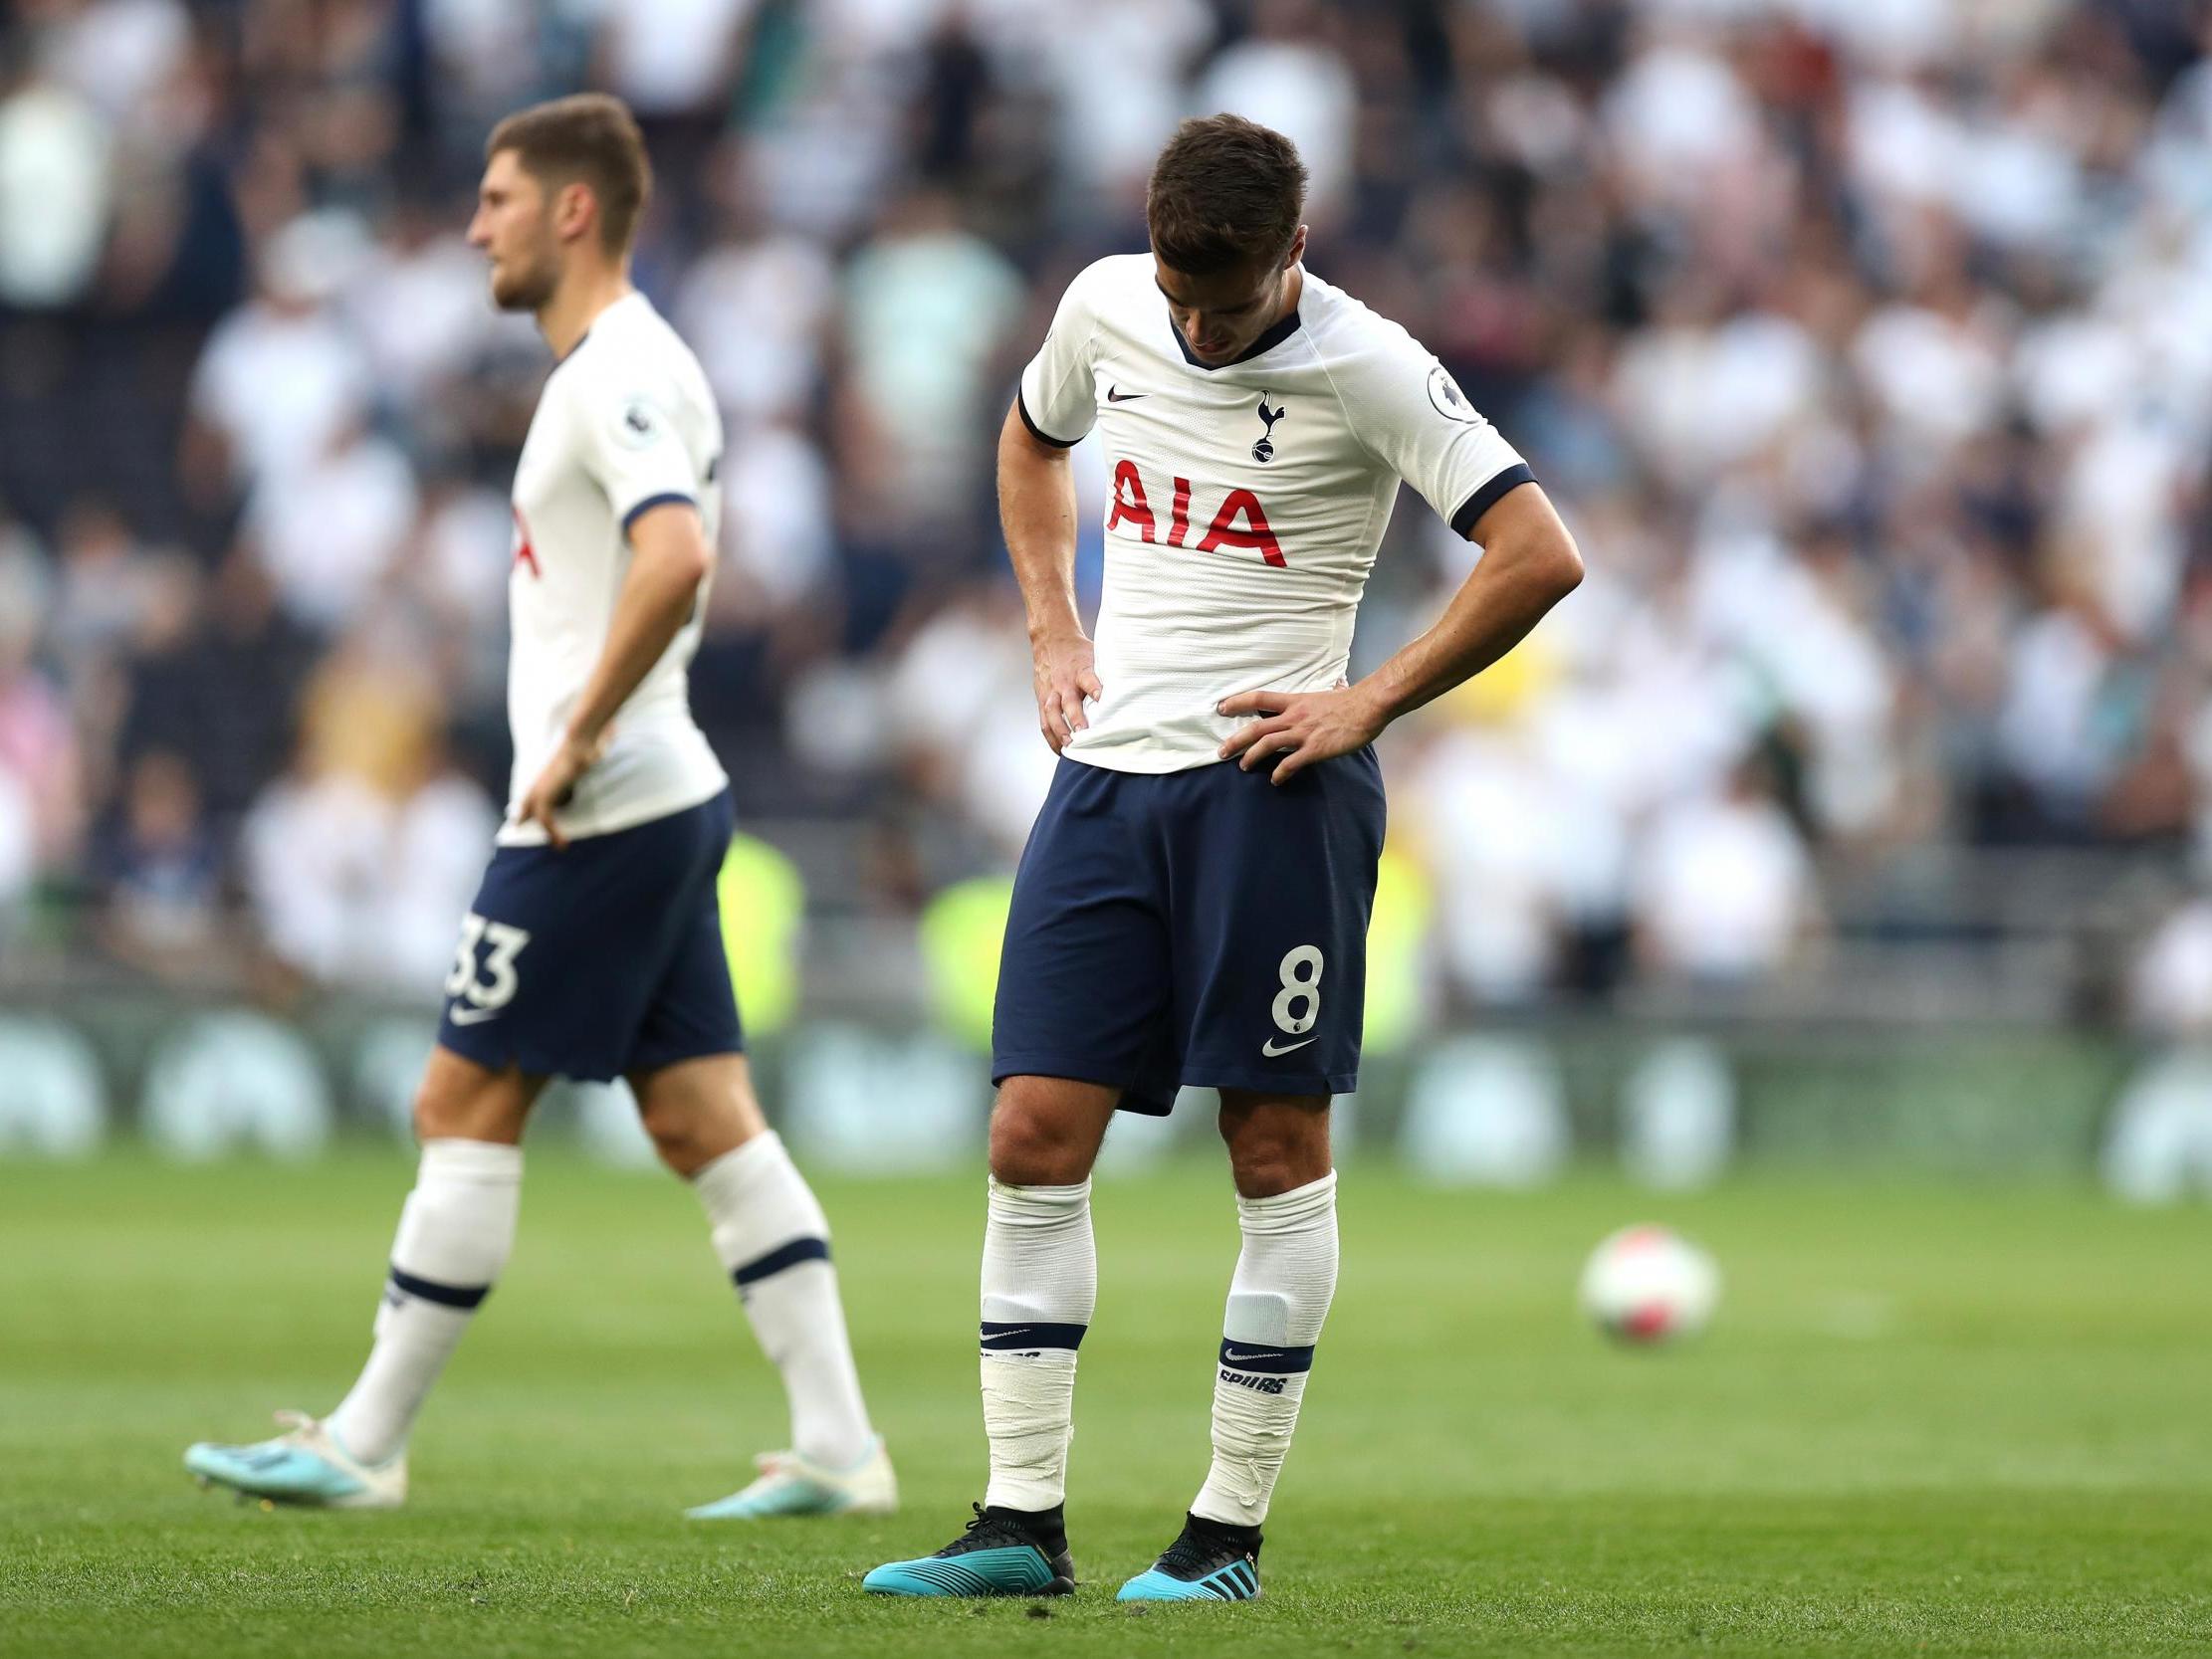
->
[515,727,610,851]
[1031,630,1104,754]
[1217,682,1387,784]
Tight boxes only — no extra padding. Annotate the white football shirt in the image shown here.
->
[1018,255,1534,772]
[501,290,727,845]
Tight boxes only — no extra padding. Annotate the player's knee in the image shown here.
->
[1221,1111,1331,1198]
[412,1086,525,1145]
[636,1094,720,1171]
[626,1058,767,1175]
[1224,1140,1301,1198]
[989,1094,1092,1186]
[410,1092,454,1143]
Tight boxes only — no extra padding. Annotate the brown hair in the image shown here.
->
[1145,114,1308,277]
[486,94,652,256]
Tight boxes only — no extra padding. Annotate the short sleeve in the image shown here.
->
[575,378,701,532]
[1015,266,1103,448]
[1333,326,1535,538]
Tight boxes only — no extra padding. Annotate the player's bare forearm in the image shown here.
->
[515,500,710,847]
[1358,485,1582,723]
[565,501,714,746]
[1219,485,1580,783]
[998,400,1082,642]
[998,398,1102,751]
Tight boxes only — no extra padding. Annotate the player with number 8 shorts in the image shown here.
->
[863,115,1582,1603]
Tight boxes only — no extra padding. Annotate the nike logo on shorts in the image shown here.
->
[447,1005,502,1027]
[1106,385,1147,402]
[1261,1036,1316,1057]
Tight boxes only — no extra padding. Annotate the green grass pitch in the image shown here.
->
[3,1150,2208,1657]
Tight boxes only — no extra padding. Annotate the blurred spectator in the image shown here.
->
[41,0,192,122]
[247,417,419,633]
[884,582,1054,858]
[181,213,373,500]
[412,476,515,635]
[115,551,317,828]
[90,747,221,977]
[719,419,838,613]
[1404,722,1575,1004]
[2132,890,2212,1039]
[347,201,520,424]
[47,500,158,680]
[1042,0,1214,207]
[419,0,545,126]
[1195,1,1354,220]
[598,0,757,122]
[293,608,448,801]
[1633,758,1819,987]
[237,598,496,993]
[0,565,84,884]
[243,720,496,996]
[0,49,111,309]
[840,190,1022,531]
[675,190,835,427]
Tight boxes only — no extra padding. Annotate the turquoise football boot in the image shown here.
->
[685,1438,897,1520]
[862,1503,1075,1596]
[1116,1514,1262,1602]
[184,1411,405,1509]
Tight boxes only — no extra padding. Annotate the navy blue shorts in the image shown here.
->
[993,749,1386,1115]
[436,789,744,1082]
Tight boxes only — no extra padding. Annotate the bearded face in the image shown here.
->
[469,149,564,313]
[488,221,558,312]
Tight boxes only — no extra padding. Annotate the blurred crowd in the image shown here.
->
[3,0,2212,1025]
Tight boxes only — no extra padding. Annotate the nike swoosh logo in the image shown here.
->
[1222,1348,1286,1364]
[1260,1036,1316,1057]
[1106,385,1147,402]
[447,1005,502,1027]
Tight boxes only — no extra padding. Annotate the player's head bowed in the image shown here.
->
[471,93,652,312]
[1147,114,1310,366]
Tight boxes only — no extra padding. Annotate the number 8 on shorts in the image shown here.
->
[1272,945,1323,1035]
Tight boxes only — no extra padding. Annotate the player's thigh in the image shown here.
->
[415,1044,550,1144]
[1217,1089,1333,1198]
[624,798,747,1081]
[1171,745,1386,1099]
[991,759,1175,1100]
[990,1074,1123,1186]
[626,1052,767,1175]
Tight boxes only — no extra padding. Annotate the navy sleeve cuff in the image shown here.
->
[1017,388,1081,449]
[621,492,697,532]
[1449,464,1536,539]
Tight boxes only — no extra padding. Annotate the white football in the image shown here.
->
[1579,1224,1719,1344]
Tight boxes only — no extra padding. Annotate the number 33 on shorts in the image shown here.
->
[1262,944,1324,1055]
[445,912,531,1025]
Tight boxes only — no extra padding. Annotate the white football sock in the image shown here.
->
[980,1176,1095,1515]
[1193,1170,1338,1528]
[329,1138,523,1465]
[693,1131,874,1469]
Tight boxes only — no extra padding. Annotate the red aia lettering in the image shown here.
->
[1109,464,1285,566]
[1107,459,1156,543]
[1197,488,1284,567]
[511,505,541,577]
